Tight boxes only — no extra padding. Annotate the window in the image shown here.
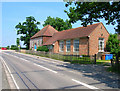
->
[37,40,39,47]
[32,41,34,47]
[98,38,104,52]
[66,40,71,52]
[73,39,79,52]
[59,41,64,52]
[49,45,53,49]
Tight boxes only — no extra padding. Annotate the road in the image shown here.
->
[0,51,119,90]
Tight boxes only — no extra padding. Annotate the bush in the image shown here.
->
[6,46,10,49]
[11,45,19,50]
[37,46,49,52]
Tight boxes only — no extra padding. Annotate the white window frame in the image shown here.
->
[66,40,71,52]
[73,39,79,52]
[98,38,104,52]
[59,40,64,52]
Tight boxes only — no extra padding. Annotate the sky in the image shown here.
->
[0,1,117,47]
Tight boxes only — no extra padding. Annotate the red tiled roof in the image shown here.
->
[31,25,58,39]
[43,22,101,45]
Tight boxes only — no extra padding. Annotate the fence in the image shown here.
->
[23,50,97,64]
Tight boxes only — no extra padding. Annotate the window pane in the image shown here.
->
[66,40,71,52]
[98,38,104,52]
[59,41,64,52]
[74,39,79,52]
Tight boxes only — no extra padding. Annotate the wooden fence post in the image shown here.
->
[94,54,96,64]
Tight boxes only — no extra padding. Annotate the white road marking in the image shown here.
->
[72,79,99,89]
[20,58,29,62]
[3,52,58,74]
[0,57,20,89]
[33,63,57,74]
[3,53,29,62]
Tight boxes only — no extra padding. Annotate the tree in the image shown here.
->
[106,34,119,54]
[16,38,20,47]
[6,46,10,49]
[64,2,120,33]
[10,45,18,50]
[15,16,40,49]
[43,16,72,31]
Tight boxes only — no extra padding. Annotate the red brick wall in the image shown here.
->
[53,41,59,53]
[53,23,109,55]
[71,39,73,55]
[43,37,51,44]
[89,23,109,55]
[79,38,89,55]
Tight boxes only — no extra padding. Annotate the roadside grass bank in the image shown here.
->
[19,51,111,65]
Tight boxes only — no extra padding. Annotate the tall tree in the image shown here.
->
[64,2,120,33]
[43,16,72,31]
[106,34,119,54]
[15,16,40,49]
[16,38,20,47]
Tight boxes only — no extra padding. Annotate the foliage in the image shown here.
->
[6,46,10,49]
[15,16,40,49]
[11,45,19,50]
[16,38,20,47]
[37,46,49,52]
[64,2,120,33]
[106,34,119,54]
[43,16,72,31]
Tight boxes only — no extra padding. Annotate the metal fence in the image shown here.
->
[24,50,96,64]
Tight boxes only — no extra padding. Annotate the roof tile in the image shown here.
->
[31,25,58,39]
[43,22,101,45]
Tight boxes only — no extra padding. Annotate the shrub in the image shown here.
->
[6,46,10,49]
[11,45,19,50]
[37,46,49,52]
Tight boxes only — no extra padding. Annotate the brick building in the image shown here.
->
[30,22,109,55]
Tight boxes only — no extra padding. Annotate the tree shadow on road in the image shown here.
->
[57,63,120,89]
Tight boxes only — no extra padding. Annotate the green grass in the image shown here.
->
[96,60,111,65]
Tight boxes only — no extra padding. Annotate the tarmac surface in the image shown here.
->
[0,50,120,90]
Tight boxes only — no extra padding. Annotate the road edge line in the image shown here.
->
[0,57,19,89]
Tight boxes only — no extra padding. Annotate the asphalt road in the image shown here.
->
[0,51,119,90]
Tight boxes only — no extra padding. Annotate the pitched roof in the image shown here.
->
[31,25,58,39]
[43,22,101,45]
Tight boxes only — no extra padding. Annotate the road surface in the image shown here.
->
[0,51,120,90]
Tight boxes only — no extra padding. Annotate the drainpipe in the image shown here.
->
[88,36,90,56]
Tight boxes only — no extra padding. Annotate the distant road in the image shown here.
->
[0,51,119,89]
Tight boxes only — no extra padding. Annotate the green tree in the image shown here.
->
[15,16,40,49]
[43,16,72,31]
[64,2,120,33]
[6,46,10,49]
[10,45,18,50]
[16,38,20,47]
[106,34,119,54]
